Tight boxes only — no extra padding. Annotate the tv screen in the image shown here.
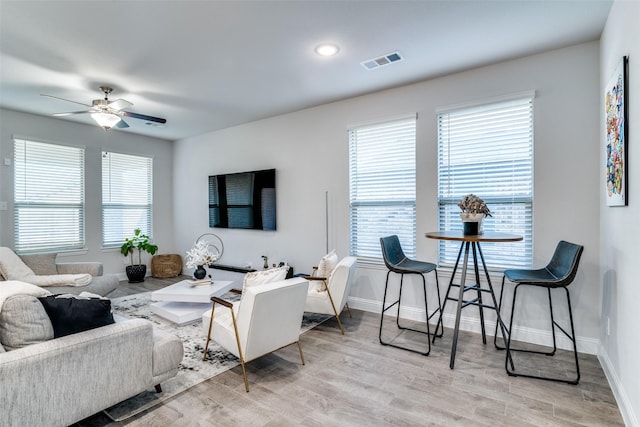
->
[208,169,276,230]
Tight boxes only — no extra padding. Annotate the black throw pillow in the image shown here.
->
[38,295,115,338]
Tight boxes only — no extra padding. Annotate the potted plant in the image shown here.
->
[458,194,492,234]
[120,228,159,283]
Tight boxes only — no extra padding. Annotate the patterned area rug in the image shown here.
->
[103,291,329,421]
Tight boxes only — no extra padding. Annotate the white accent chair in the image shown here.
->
[304,256,357,334]
[202,277,309,392]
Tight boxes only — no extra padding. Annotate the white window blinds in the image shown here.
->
[102,152,153,248]
[349,116,417,260]
[437,96,534,269]
[14,139,85,253]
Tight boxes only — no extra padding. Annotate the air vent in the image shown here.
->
[361,51,403,70]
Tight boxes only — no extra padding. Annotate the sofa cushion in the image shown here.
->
[316,249,338,280]
[0,247,36,280]
[19,253,58,275]
[309,249,338,292]
[239,266,289,310]
[26,274,93,287]
[0,247,91,287]
[42,274,118,297]
[0,280,51,309]
[38,294,115,338]
[151,327,184,377]
[0,294,54,351]
[242,266,289,290]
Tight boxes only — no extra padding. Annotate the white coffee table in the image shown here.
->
[150,280,235,325]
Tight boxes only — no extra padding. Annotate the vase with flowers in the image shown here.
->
[185,236,222,280]
[458,194,492,235]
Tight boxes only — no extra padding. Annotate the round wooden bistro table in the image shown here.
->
[425,231,523,369]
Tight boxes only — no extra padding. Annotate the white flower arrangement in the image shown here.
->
[185,240,219,268]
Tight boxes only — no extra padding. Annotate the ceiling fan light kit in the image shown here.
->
[91,112,121,130]
[42,85,167,131]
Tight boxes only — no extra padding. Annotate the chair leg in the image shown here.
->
[379,270,393,345]
[494,275,507,349]
[505,287,556,357]
[203,303,217,361]
[345,303,353,318]
[430,270,444,338]
[154,384,162,393]
[297,341,305,365]
[421,273,432,355]
[379,271,432,356]
[545,288,558,355]
[229,310,250,392]
[505,284,520,376]
[564,288,581,384]
[239,358,249,392]
[505,284,580,384]
[324,281,345,334]
[395,274,405,330]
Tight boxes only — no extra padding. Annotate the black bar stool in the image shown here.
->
[495,240,584,384]
[379,235,442,355]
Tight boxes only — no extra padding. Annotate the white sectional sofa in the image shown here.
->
[0,281,183,426]
[0,248,119,297]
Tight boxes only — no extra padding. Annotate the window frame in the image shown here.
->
[349,115,417,262]
[436,93,534,270]
[101,151,154,249]
[13,138,86,254]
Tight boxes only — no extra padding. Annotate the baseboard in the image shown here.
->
[347,296,599,355]
[598,346,639,427]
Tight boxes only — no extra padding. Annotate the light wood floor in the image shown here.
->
[77,277,624,426]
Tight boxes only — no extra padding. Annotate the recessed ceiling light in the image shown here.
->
[315,44,339,57]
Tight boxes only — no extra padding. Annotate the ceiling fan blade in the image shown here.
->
[52,110,94,116]
[114,118,130,129]
[41,94,92,107]
[108,98,133,111]
[122,111,167,124]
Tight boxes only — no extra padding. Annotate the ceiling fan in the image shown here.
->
[41,86,167,130]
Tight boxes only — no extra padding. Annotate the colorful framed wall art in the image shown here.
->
[605,56,629,206]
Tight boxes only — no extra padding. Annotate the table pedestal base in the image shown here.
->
[150,301,211,325]
[433,241,511,369]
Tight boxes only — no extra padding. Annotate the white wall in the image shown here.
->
[599,1,640,426]
[175,42,601,351]
[0,109,175,276]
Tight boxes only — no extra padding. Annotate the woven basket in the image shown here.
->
[151,254,183,278]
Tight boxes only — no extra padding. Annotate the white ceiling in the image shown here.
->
[0,0,612,141]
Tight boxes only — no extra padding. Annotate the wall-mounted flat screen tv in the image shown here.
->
[208,168,276,230]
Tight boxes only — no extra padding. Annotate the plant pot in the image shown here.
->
[461,213,485,235]
[126,264,147,283]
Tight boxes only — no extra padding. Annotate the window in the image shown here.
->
[349,116,417,260]
[14,139,85,253]
[102,152,153,248]
[437,94,534,269]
